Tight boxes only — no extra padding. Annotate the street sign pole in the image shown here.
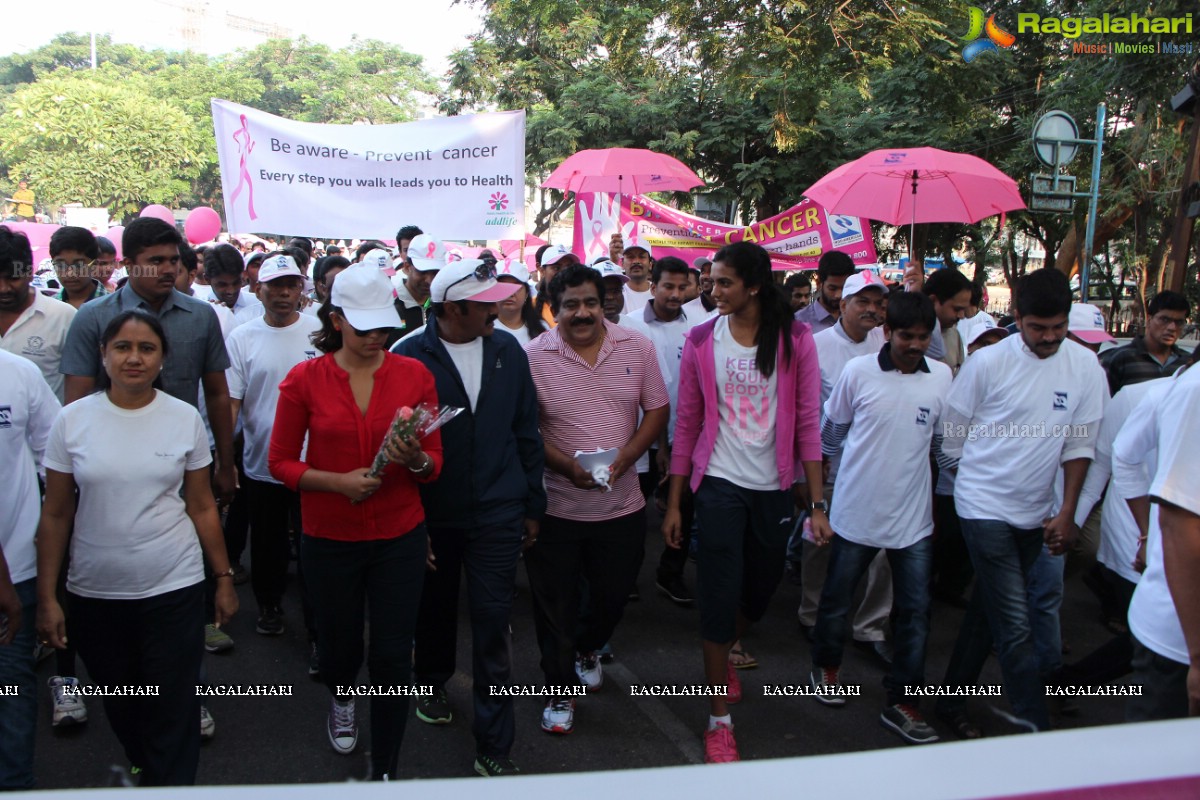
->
[1080,104,1106,302]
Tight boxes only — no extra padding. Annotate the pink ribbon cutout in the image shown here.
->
[590,220,605,253]
[229,114,258,221]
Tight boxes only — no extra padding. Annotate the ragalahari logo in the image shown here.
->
[489,192,509,211]
[962,7,1016,62]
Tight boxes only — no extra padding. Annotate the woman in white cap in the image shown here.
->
[495,259,548,346]
[268,262,443,781]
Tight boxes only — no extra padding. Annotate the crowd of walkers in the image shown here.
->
[0,217,1197,787]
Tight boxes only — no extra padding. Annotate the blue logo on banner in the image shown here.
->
[827,214,865,247]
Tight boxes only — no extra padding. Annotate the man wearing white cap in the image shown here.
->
[392,259,544,776]
[593,258,629,324]
[226,254,321,642]
[796,269,894,666]
[534,245,579,327]
[395,234,444,336]
[621,242,653,313]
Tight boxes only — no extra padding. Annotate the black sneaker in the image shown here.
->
[656,574,695,606]
[880,703,940,744]
[416,686,452,724]
[473,754,520,776]
[256,605,285,636]
[307,643,321,680]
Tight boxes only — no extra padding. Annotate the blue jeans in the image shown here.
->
[0,579,36,790]
[1026,546,1064,676]
[812,536,933,707]
[938,518,1050,731]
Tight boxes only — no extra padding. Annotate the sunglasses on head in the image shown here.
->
[440,262,498,302]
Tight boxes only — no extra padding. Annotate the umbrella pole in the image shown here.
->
[909,170,918,262]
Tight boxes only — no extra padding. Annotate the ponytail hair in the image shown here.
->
[711,242,793,378]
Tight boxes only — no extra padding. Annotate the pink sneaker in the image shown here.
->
[704,721,740,763]
[725,662,742,704]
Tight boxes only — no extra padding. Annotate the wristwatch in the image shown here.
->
[809,500,829,515]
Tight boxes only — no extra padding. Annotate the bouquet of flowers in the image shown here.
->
[366,403,464,479]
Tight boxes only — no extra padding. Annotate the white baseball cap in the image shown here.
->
[623,242,654,258]
[841,270,889,300]
[592,259,629,284]
[1068,302,1115,343]
[540,244,577,268]
[430,259,521,304]
[257,253,304,283]
[967,325,1008,347]
[244,251,267,269]
[496,258,531,284]
[363,248,396,277]
[331,263,402,330]
[407,234,446,272]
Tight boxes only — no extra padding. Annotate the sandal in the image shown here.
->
[728,644,758,670]
[937,710,982,740]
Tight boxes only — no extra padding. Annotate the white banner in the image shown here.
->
[212,100,525,240]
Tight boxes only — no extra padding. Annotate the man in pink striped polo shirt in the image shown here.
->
[524,263,669,736]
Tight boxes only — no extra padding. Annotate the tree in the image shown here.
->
[0,74,204,216]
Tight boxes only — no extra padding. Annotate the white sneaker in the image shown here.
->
[200,705,215,740]
[49,676,88,726]
[327,698,358,754]
[574,652,603,691]
[540,698,575,734]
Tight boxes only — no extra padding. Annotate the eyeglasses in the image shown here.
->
[440,262,498,302]
[1151,314,1186,329]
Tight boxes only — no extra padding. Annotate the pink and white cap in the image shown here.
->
[1068,302,1115,343]
[407,234,446,272]
[496,258,532,284]
[430,259,521,304]
[841,269,890,300]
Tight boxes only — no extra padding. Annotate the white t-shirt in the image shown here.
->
[945,335,1106,529]
[441,337,484,412]
[705,316,778,491]
[191,283,215,303]
[813,322,884,482]
[1126,364,1200,665]
[496,318,548,348]
[195,301,237,451]
[233,299,265,328]
[0,350,60,584]
[43,390,212,599]
[622,284,652,314]
[824,352,953,548]
[226,314,322,482]
[620,303,709,441]
[1084,378,1169,582]
[0,291,77,402]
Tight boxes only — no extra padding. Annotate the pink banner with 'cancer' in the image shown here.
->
[572,193,877,271]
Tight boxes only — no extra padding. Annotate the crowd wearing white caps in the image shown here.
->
[2,217,1199,786]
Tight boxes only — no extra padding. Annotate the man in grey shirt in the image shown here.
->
[795,251,857,334]
[60,217,237,504]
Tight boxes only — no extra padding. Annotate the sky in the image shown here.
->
[1,0,485,78]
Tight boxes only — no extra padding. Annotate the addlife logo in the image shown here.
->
[961,7,1015,62]
[485,191,516,229]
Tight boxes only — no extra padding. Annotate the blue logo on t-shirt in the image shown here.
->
[1053,391,1068,411]
[915,407,930,426]
[0,405,10,428]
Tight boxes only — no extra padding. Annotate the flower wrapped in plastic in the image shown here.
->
[366,403,464,479]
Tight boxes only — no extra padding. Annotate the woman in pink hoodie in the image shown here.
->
[662,241,831,763]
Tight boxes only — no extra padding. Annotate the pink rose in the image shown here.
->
[398,407,414,421]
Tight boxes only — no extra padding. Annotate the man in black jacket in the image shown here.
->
[391,259,545,777]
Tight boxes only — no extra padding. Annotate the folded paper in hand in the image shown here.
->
[575,448,619,492]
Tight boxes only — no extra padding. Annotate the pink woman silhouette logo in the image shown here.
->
[489,192,509,211]
[230,114,258,221]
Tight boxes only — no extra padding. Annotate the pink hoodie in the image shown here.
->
[670,317,822,492]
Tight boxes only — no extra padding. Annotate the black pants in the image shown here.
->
[70,582,205,786]
[1064,566,1137,685]
[657,484,695,581]
[525,510,645,689]
[302,529,426,780]
[932,493,973,597]
[414,521,523,757]
[244,478,300,609]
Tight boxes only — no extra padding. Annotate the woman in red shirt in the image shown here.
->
[269,262,442,781]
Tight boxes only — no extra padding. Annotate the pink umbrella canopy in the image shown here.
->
[541,148,704,195]
[802,147,1025,245]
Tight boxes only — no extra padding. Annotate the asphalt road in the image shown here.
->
[32,511,1129,788]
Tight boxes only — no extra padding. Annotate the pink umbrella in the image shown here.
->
[541,148,703,196]
[802,147,1025,247]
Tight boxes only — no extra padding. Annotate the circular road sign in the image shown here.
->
[1032,110,1080,168]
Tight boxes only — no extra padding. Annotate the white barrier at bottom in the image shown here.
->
[19,717,1200,799]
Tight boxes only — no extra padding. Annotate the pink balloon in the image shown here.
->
[103,226,125,260]
[185,207,223,245]
[140,204,176,226]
